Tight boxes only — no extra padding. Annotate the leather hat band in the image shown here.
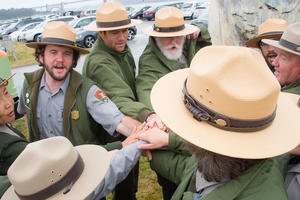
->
[153,24,185,33]
[16,153,84,200]
[96,19,131,28]
[182,79,276,132]
[279,38,300,52]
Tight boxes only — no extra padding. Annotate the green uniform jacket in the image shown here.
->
[150,150,288,200]
[22,69,122,150]
[82,37,152,122]
[281,79,300,94]
[136,24,211,110]
[0,127,28,197]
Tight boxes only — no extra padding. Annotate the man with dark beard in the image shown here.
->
[17,22,141,155]
[137,46,300,199]
[246,18,288,73]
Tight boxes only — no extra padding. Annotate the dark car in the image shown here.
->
[143,5,164,21]
[76,26,137,48]
[130,6,151,19]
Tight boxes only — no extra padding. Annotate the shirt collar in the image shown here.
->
[40,72,71,94]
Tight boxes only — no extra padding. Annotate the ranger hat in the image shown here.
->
[85,2,142,31]
[246,18,288,48]
[2,136,110,200]
[143,6,198,37]
[262,22,300,56]
[151,46,300,159]
[26,21,89,54]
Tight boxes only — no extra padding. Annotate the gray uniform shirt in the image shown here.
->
[88,140,146,200]
[18,72,124,139]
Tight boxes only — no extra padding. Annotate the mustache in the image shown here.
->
[165,44,181,50]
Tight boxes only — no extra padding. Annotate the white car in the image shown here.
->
[182,2,196,19]
[69,16,96,30]
[23,16,77,42]
[10,22,39,41]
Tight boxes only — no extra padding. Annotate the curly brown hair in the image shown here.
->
[34,45,80,68]
[185,141,263,182]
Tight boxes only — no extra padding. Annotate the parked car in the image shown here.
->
[182,2,196,19]
[0,43,6,52]
[130,6,151,19]
[126,6,135,18]
[143,5,165,21]
[80,9,96,17]
[10,22,39,41]
[191,11,208,28]
[23,16,77,42]
[69,16,96,30]
[76,26,137,48]
[0,17,43,38]
[193,1,210,19]
[64,10,82,18]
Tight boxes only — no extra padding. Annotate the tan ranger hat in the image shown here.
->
[85,2,142,31]
[143,6,198,37]
[2,136,110,200]
[246,18,288,48]
[151,46,300,159]
[26,21,89,54]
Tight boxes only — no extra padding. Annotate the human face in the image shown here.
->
[260,39,279,68]
[39,45,74,82]
[155,36,185,60]
[0,86,15,125]
[99,28,128,52]
[272,48,300,86]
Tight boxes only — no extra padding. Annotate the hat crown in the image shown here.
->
[281,22,300,46]
[187,46,280,120]
[155,6,184,28]
[96,2,128,23]
[42,21,76,42]
[258,18,288,36]
[7,136,78,196]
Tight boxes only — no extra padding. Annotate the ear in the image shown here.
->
[38,54,44,64]
[99,31,104,39]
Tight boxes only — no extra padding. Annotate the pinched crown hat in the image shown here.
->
[143,6,198,37]
[262,22,300,56]
[151,46,300,159]
[246,18,288,48]
[85,2,142,31]
[2,136,110,200]
[26,21,89,54]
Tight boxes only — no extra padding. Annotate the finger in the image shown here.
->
[145,150,152,160]
[138,144,156,150]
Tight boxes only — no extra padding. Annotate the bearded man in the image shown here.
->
[135,6,211,200]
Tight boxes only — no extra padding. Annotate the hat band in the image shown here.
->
[259,31,283,37]
[183,79,276,132]
[153,24,185,33]
[41,37,75,46]
[96,19,131,28]
[16,153,84,200]
[279,38,300,52]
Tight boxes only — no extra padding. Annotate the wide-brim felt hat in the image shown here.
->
[84,2,142,31]
[262,22,300,56]
[246,18,288,48]
[143,6,198,37]
[1,136,110,200]
[150,46,300,159]
[26,21,89,54]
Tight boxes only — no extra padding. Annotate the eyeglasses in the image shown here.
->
[0,73,15,87]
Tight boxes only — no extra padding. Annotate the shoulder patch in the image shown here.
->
[94,90,109,103]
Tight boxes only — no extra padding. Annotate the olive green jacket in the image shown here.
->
[281,79,300,95]
[82,37,152,122]
[0,127,28,197]
[22,69,122,150]
[136,24,211,110]
[150,149,287,200]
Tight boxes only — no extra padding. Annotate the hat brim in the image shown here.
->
[245,33,282,48]
[2,145,110,200]
[143,24,199,37]
[26,42,90,54]
[262,39,300,56]
[84,19,142,31]
[151,68,300,159]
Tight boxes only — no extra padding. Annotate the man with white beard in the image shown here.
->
[135,6,211,200]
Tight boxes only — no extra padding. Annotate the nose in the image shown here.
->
[272,55,279,67]
[55,53,64,66]
[118,31,127,41]
[4,98,13,109]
